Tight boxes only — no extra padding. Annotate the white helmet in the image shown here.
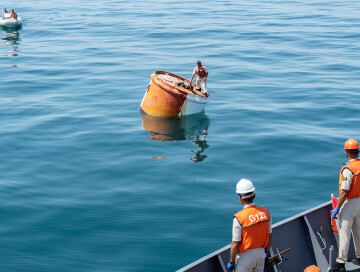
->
[236,179,255,198]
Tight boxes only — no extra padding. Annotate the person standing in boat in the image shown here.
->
[227,179,272,272]
[332,139,360,272]
[190,61,208,93]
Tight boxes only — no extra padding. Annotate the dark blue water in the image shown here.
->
[1,0,360,271]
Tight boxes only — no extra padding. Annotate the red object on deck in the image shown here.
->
[331,194,339,234]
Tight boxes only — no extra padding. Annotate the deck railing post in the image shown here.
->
[328,246,334,272]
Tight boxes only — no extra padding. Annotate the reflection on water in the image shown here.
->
[1,25,21,62]
[190,132,209,163]
[141,112,210,163]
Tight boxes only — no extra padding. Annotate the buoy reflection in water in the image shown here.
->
[141,112,210,163]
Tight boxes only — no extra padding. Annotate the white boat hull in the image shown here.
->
[0,15,22,27]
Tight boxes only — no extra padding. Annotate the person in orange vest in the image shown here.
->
[304,265,320,272]
[10,9,17,20]
[227,179,272,272]
[332,139,360,272]
[190,61,208,93]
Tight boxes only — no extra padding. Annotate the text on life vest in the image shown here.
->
[249,212,267,222]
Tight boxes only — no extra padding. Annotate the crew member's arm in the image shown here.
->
[204,67,208,81]
[229,217,242,264]
[337,167,352,209]
[265,233,272,254]
[337,190,349,209]
[230,241,240,263]
[190,67,196,83]
[265,217,272,254]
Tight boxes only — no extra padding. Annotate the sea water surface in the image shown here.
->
[1,0,360,271]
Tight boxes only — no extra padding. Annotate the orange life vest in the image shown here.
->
[339,158,360,200]
[234,205,270,253]
[195,66,207,78]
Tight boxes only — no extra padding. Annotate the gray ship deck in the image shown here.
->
[177,201,360,272]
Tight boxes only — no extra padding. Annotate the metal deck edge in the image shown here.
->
[272,201,331,228]
[176,244,230,272]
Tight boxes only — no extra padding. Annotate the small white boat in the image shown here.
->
[0,13,22,28]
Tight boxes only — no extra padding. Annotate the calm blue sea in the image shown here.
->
[1,0,360,271]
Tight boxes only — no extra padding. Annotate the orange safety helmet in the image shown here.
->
[304,265,321,272]
[344,139,359,150]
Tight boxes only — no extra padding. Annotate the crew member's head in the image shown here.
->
[236,179,256,204]
[304,265,320,272]
[197,60,202,67]
[344,139,359,159]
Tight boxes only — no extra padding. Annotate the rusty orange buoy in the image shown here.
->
[140,71,209,117]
